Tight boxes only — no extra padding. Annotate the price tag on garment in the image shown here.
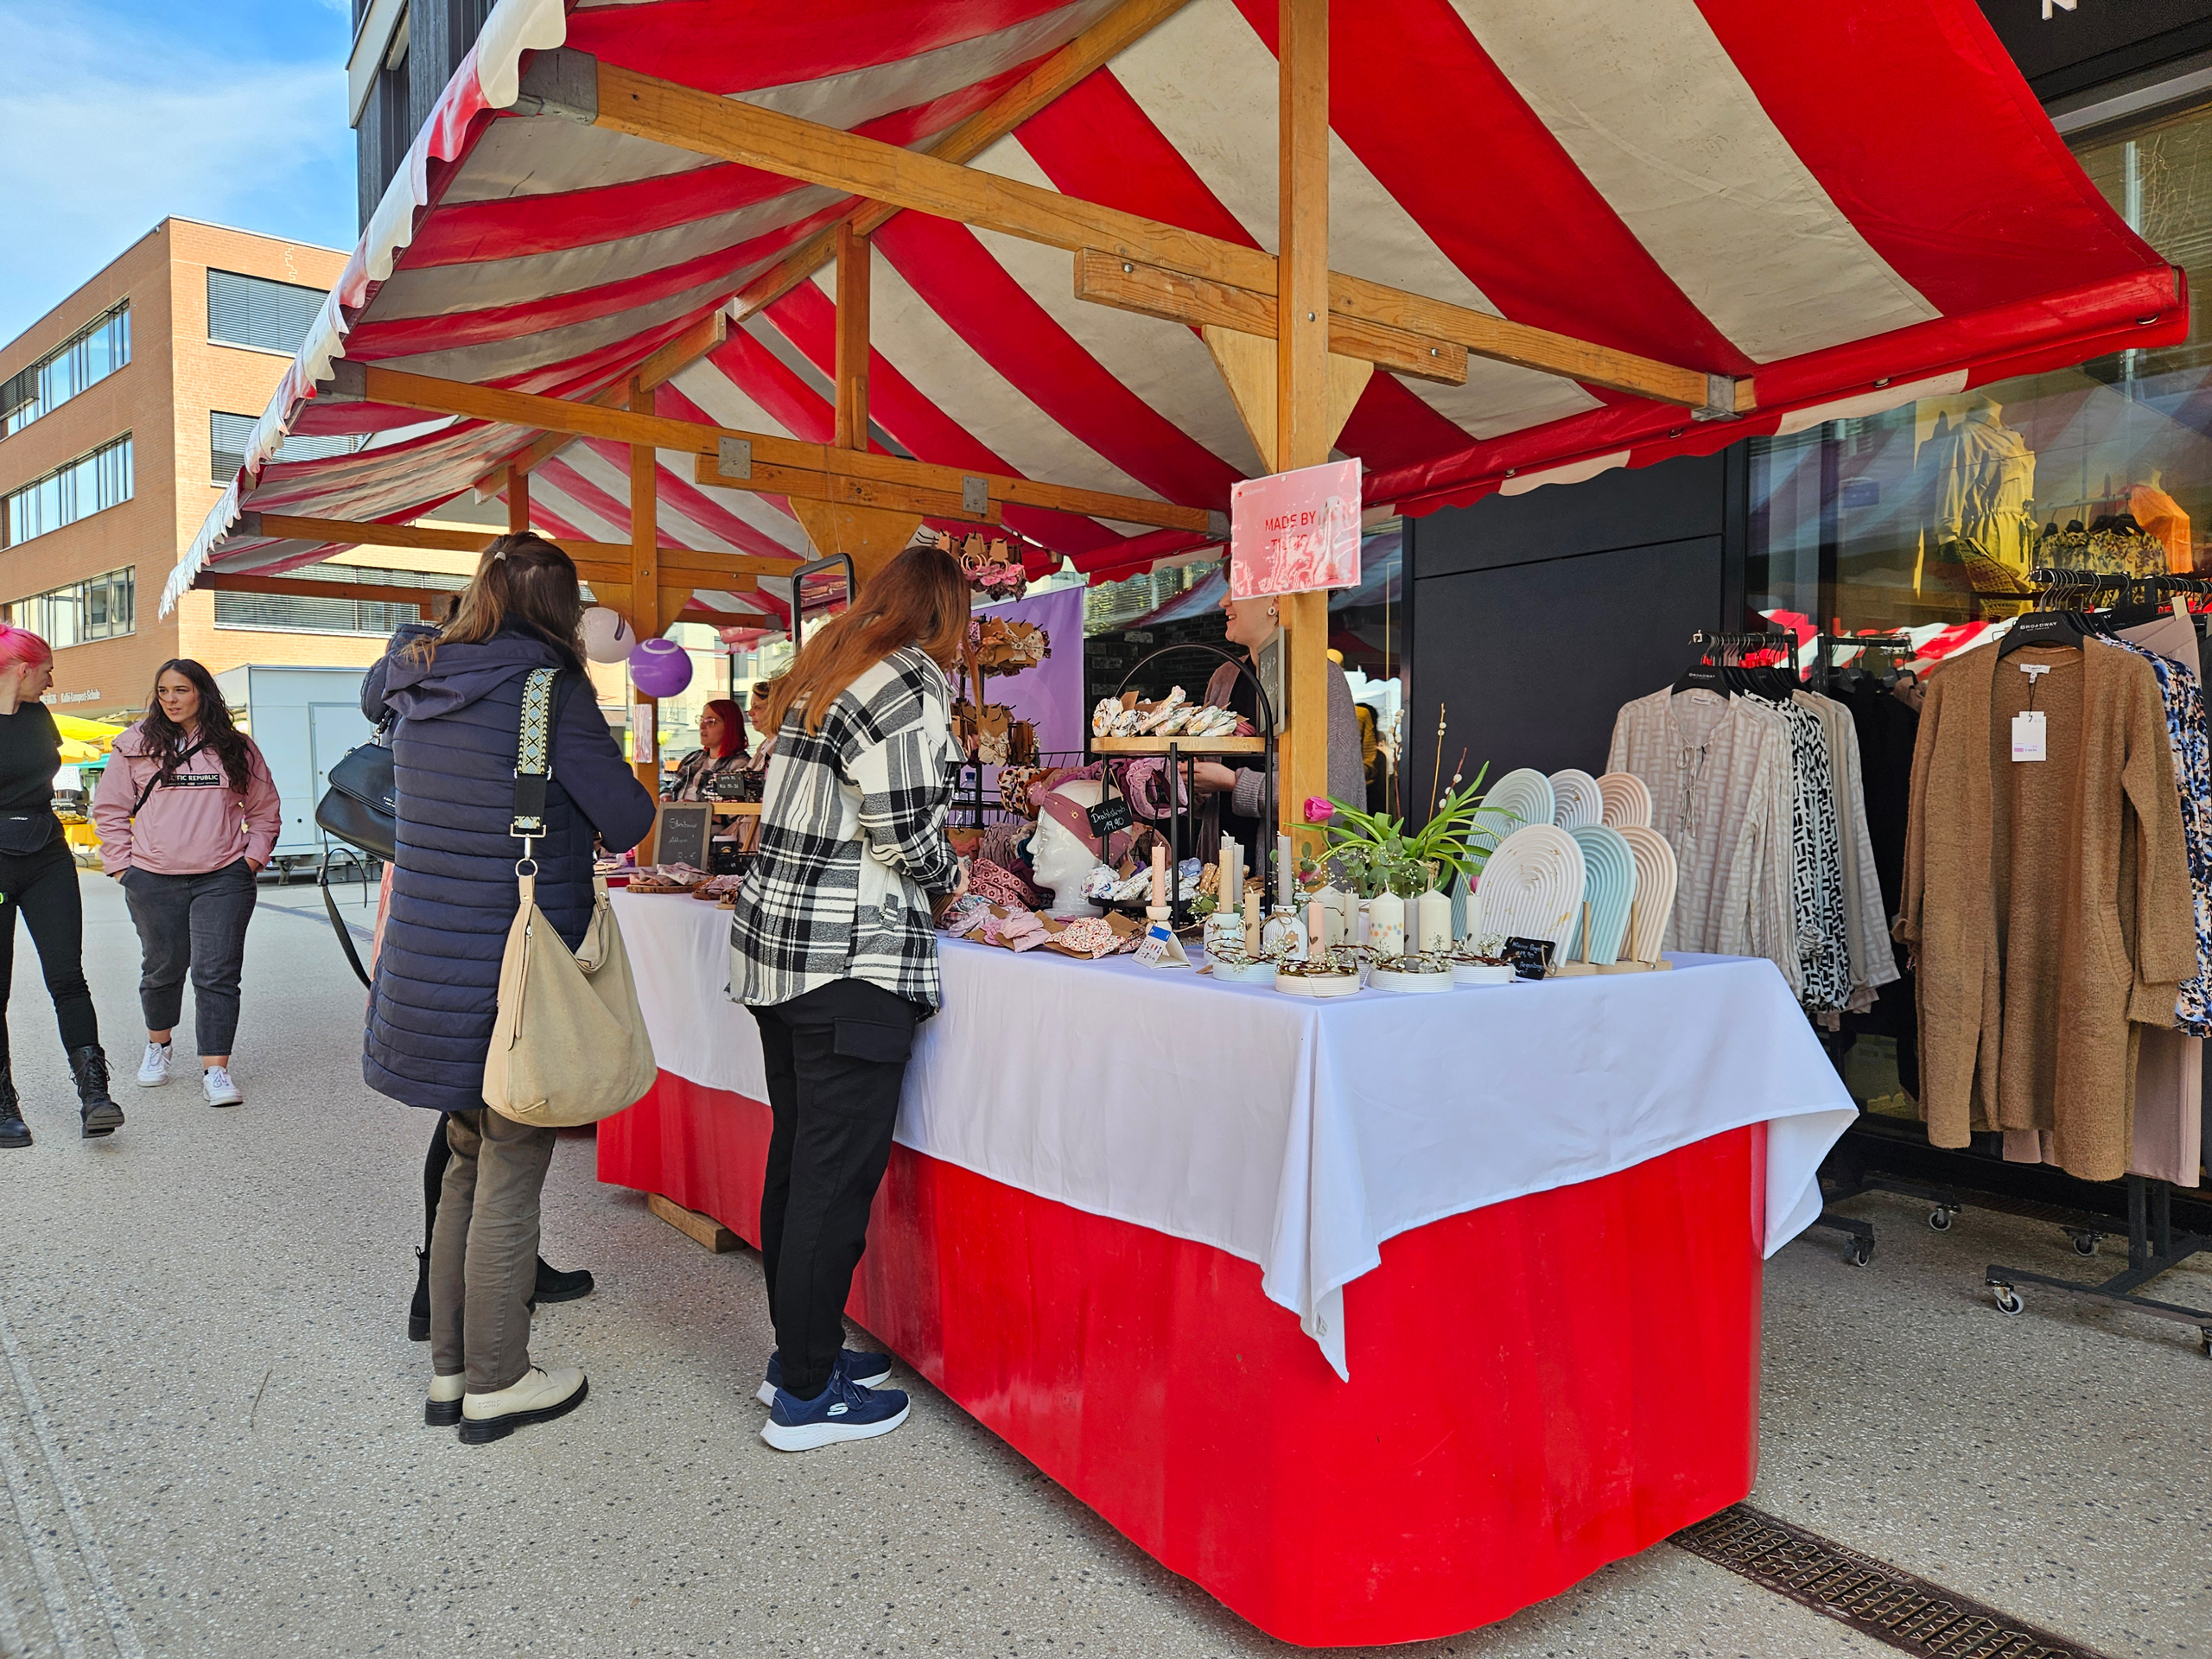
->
[2012,709,2048,762]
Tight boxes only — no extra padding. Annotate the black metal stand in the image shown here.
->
[1805,1210,1877,1268]
[1098,644,1278,928]
[1986,1173,2212,1355]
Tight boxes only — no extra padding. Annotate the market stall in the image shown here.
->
[602,888,1853,1643]
[156,0,2183,1644]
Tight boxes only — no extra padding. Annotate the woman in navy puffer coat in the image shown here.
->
[365,533,653,1443]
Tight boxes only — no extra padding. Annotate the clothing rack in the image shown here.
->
[1689,627,1800,673]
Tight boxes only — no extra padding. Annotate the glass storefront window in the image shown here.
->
[1750,99,2212,644]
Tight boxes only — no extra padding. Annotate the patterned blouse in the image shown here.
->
[1750,694,1853,1014]
[2101,635,2212,1033]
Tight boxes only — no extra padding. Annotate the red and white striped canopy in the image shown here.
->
[168,0,2185,616]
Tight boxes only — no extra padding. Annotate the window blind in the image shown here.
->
[207,270,324,354]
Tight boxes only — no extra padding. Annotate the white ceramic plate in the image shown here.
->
[1549,769,1604,830]
[1469,824,1586,950]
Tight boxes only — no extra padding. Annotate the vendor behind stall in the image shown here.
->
[663,698,747,801]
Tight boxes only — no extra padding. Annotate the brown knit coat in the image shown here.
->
[1895,640,2196,1179]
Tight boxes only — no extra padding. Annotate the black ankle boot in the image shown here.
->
[69,1046,123,1139]
[0,1067,29,1149]
[408,1249,431,1342]
[534,1255,594,1307]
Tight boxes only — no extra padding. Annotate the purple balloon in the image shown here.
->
[630,637,694,697]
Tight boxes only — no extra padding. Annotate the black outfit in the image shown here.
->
[1836,680,1921,1098]
[0,700,115,1141]
[0,703,98,1065]
[752,978,924,1401]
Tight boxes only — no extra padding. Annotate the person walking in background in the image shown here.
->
[0,626,122,1148]
[92,661,280,1109]
[367,533,653,1445]
[359,605,598,1347]
[731,539,969,1452]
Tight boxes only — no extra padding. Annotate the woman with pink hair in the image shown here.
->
[0,626,123,1149]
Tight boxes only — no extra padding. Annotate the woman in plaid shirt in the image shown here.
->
[729,539,970,1451]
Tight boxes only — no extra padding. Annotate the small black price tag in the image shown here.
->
[1087,796,1134,837]
[1503,936,1555,980]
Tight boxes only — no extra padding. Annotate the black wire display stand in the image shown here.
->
[1091,643,1277,929]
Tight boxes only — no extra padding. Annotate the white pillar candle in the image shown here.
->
[1415,888,1452,953]
[1370,889,1407,958]
[1276,832,1293,910]
[1307,896,1326,960]
[1151,841,1167,909]
[1243,884,1262,954]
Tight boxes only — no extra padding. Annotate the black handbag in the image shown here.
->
[0,810,60,855]
[316,737,396,861]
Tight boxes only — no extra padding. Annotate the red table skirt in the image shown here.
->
[599,1072,1765,1647]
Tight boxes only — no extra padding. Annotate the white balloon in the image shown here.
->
[582,607,637,663]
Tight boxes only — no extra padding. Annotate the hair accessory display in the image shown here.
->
[1617,826,1678,965]
[1548,769,1604,830]
[1595,772,1652,830]
[1565,825,1637,966]
[1468,824,1586,950]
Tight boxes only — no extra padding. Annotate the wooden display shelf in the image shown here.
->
[709,801,763,816]
[1094,734,1265,755]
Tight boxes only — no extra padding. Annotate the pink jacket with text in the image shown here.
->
[92,724,282,875]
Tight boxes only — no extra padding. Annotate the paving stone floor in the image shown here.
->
[1,874,2204,1657]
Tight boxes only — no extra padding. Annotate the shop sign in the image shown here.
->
[1230,459,1361,599]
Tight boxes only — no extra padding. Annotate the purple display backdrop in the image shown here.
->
[967,584,1085,807]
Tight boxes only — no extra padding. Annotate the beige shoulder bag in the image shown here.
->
[483,668,658,1127]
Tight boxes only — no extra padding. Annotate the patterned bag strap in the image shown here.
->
[510,667,562,858]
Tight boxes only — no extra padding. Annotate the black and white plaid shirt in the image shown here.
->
[729,645,962,1010]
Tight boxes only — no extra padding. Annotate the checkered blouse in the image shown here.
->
[728,645,963,1010]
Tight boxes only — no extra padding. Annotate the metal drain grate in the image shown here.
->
[1672,1505,2117,1659]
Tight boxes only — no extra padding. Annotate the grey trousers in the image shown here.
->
[429,1108,557,1393]
[121,858,257,1056]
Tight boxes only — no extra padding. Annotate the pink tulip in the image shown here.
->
[1303,796,1334,824]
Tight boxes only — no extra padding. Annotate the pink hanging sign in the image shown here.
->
[1229,458,1362,599]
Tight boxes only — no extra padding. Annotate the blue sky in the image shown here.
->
[0,0,360,345]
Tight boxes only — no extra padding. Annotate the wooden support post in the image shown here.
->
[1276,0,1333,866]
[834,221,870,454]
[629,378,662,792]
[506,463,529,535]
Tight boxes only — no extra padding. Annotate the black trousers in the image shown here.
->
[120,858,257,1056]
[0,839,98,1069]
[753,979,921,1400]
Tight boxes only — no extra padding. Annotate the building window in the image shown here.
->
[2,435,132,548]
[1,303,130,439]
[3,568,135,650]
[213,565,462,637]
[207,270,325,355]
[210,412,364,486]
[1749,99,2212,645]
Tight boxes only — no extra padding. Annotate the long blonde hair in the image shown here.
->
[763,542,969,736]
[410,533,584,670]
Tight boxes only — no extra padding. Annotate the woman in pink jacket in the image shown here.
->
[92,661,281,1108]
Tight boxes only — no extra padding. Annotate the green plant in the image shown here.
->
[1323,762,1517,896]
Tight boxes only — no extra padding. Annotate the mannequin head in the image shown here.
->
[1029,779,1106,916]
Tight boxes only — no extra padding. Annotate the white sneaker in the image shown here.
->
[136,1042,172,1088]
[201,1065,243,1108]
[459,1365,588,1444]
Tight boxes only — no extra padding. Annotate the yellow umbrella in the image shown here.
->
[53,714,123,747]
[58,738,105,763]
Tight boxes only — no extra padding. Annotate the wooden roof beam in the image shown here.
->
[731,0,1196,321]
[468,308,730,498]
[543,52,1742,414]
[219,511,793,583]
[316,361,1218,534]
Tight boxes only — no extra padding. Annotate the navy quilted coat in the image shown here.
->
[363,623,655,1112]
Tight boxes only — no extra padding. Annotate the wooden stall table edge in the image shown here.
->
[601,1071,1767,1647]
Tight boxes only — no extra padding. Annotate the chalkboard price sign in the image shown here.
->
[652,803,714,871]
[1502,936,1555,981]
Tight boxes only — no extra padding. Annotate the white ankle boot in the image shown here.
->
[458,1366,587,1444]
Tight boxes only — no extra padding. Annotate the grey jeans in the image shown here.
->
[429,1108,557,1393]
[120,858,257,1056]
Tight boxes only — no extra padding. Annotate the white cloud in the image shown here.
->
[0,1,359,343]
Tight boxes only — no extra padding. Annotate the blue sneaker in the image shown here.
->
[755,1347,892,1408]
[760,1369,910,1452]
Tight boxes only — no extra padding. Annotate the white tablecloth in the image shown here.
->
[613,893,1856,1377]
